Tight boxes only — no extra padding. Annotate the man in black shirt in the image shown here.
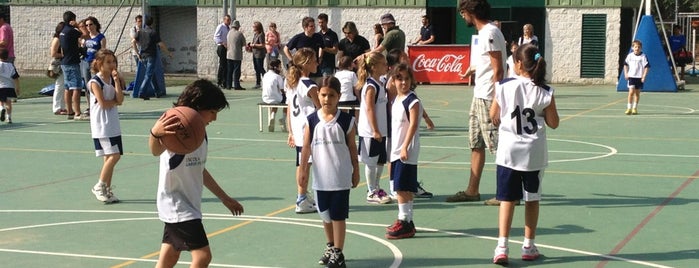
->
[59,11,84,120]
[284,16,324,79]
[317,13,339,78]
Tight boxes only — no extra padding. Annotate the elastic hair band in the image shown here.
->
[365,55,371,65]
[534,53,541,61]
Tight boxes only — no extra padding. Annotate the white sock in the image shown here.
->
[365,165,378,192]
[375,165,384,189]
[498,237,508,248]
[627,103,632,109]
[269,111,276,122]
[523,238,534,248]
[407,200,414,221]
[632,102,638,109]
[398,202,410,221]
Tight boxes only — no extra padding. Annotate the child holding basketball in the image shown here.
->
[299,76,359,268]
[262,59,286,132]
[623,40,649,115]
[489,43,559,265]
[149,79,244,268]
[356,52,391,204]
[0,47,19,124]
[286,47,321,213]
[88,49,124,204]
[385,63,422,239]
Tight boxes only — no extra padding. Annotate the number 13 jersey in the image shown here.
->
[494,77,554,171]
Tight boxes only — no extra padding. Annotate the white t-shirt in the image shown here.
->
[494,77,553,171]
[390,92,422,164]
[89,74,121,138]
[261,70,284,104]
[357,77,388,138]
[157,140,207,223]
[288,77,318,145]
[473,22,507,100]
[624,52,649,78]
[334,70,358,102]
[506,55,516,78]
[307,110,355,191]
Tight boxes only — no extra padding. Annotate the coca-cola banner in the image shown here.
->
[408,45,471,84]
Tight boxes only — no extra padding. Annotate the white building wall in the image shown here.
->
[546,8,621,84]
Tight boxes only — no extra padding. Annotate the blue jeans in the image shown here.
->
[138,56,156,97]
[226,59,242,88]
[60,64,82,89]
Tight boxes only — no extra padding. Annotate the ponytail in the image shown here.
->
[514,44,547,86]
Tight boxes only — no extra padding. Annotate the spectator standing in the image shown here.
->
[59,11,86,120]
[284,16,324,81]
[226,20,246,90]
[317,13,339,78]
[337,21,370,68]
[81,16,107,118]
[50,22,67,115]
[372,13,405,54]
[129,15,143,67]
[372,24,384,50]
[213,15,231,88]
[250,21,267,89]
[446,0,507,206]
[518,24,538,46]
[412,15,435,45]
[265,22,281,69]
[134,15,172,99]
[0,12,14,63]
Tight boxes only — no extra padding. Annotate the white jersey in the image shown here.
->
[494,77,553,171]
[624,52,649,78]
[358,77,388,137]
[261,70,284,104]
[307,110,355,191]
[334,70,358,102]
[473,22,507,100]
[156,140,207,223]
[89,74,121,138]
[288,77,318,145]
[390,92,422,164]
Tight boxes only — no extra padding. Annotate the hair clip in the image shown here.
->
[534,53,541,61]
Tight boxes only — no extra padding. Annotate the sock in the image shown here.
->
[627,103,632,109]
[398,202,409,221]
[365,165,378,192]
[269,110,276,122]
[296,194,307,204]
[632,102,638,109]
[375,165,384,189]
[523,238,534,248]
[497,237,508,248]
[407,200,414,222]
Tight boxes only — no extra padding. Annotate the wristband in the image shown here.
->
[150,130,163,139]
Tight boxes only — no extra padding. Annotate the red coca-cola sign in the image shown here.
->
[408,45,471,84]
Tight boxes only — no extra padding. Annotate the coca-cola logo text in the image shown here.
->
[412,54,465,73]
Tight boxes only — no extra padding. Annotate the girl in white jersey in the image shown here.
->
[149,79,244,268]
[286,47,321,213]
[489,43,559,265]
[355,52,391,204]
[299,76,359,267]
[88,49,123,204]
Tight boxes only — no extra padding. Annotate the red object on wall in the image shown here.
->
[408,45,471,84]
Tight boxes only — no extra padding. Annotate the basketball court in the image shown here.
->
[0,80,698,267]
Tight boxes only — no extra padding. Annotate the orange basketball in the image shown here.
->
[159,106,206,155]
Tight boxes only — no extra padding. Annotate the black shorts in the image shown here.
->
[162,219,209,251]
[627,78,643,90]
[390,160,418,192]
[0,88,17,102]
[316,190,350,221]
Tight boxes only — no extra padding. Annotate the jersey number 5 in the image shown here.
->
[511,105,538,135]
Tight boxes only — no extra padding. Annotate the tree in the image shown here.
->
[654,0,698,22]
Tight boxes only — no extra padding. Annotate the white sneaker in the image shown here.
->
[388,191,398,201]
[366,189,392,204]
[104,186,119,204]
[521,245,540,261]
[295,197,317,214]
[91,183,109,202]
[493,246,509,265]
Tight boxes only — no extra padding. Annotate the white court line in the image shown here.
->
[0,210,674,268]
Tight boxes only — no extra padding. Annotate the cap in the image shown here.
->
[380,13,395,25]
[232,20,240,28]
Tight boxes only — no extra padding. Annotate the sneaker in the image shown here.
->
[318,243,333,265]
[91,183,109,202]
[521,245,540,261]
[67,113,75,120]
[414,182,433,198]
[493,246,509,265]
[367,189,392,204]
[484,198,521,206]
[268,118,275,132]
[0,108,5,122]
[326,248,346,268]
[625,109,632,115]
[75,113,90,121]
[104,186,120,204]
[385,219,416,239]
[445,191,480,202]
[295,196,317,214]
[631,108,638,115]
[388,191,398,201]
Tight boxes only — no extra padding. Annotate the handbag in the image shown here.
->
[675,48,693,65]
[46,58,61,79]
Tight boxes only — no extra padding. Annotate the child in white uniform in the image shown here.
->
[261,59,286,131]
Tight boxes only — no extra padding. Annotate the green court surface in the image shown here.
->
[1,80,698,267]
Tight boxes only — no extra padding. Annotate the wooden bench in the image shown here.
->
[257,102,359,132]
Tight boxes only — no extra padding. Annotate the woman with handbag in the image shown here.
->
[49,21,67,115]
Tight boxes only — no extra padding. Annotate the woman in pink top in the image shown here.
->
[265,22,281,69]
